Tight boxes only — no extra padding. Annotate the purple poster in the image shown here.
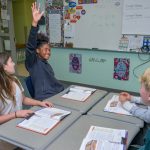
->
[69,53,82,74]
[114,58,130,80]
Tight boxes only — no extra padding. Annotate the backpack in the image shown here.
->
[139,128,150,150]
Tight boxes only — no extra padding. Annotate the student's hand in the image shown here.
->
[119,92,131,103]
[16,110,34,118]
[119,94,128,104]
[39,101,54,107]
[31,2,44,26]
[120,92,131,100]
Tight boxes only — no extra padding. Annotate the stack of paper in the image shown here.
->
[62,85,96,102]
[80,126,128,150]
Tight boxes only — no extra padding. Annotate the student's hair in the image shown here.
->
[140,68,150,92]
[0,52,22,107]
[36,32,50,48]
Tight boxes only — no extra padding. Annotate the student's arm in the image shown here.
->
[0,112,16,124]
[0,110,34,124]
[130,96,144,104]
[122,101,150,123]
[22,95,53,107]
[130,106,150,123]
[25,2,44,68]
[119,92,143,104]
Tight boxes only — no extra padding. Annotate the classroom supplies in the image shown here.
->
[62,85,96,102]
[104,95,132,116]
[17,107,71,134]
[80,125,128,150]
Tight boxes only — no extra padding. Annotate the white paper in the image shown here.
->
[18,115,59,134]
[4,40,10,50]
[1,9,7,20]
[35,107,71,120]
[122,0,150,35]
[17,107,71,134]
[49,13,61,43]
[64,22,75,38]
[62,86,96,101]
[80,126,127,150]
[2,19,8,28]
[104,95,132,116]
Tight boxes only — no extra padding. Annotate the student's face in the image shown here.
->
[4,57,15,74]
[140,83,150,104]
[36,44,51,60]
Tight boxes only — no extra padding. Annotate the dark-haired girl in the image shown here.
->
[25,2,64,100]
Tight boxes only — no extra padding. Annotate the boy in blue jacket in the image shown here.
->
[25,2,64,100]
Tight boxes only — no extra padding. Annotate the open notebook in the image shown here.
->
[17,107,71,135]
[62,85,96,102]
[104,95,132,116]
[80,126,128,150]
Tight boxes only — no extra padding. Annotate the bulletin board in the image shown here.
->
[46,0,122,50]
[45,0,150,51]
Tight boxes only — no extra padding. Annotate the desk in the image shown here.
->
[0,106,81,150]
[45,115,140,150]
[46,85,107,114]
[88,92,144,128]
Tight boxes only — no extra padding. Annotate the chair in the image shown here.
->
[25,76,34,98]
[129,128,150,150]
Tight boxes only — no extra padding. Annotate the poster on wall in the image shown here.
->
[113,58,130,81]
[46,2,64,47]
[78,0,97,4]
[69,53,82,74]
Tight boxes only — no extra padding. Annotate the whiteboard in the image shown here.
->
[122,0,150,35]
[64,0,123,50]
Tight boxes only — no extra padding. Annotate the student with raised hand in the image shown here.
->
[0,52,53,124]
[25,2,64,100]
[119,68,150,123]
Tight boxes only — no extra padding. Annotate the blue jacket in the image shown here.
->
[25,26,64,100]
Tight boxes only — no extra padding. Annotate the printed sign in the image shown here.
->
[114,58,130,81]
[69,54,82,74]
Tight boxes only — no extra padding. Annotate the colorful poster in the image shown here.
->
[69,54,82,74]
[52,0,63,6]
[113,58,130,81]
[78,0,97,4]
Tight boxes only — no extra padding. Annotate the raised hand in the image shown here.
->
[31,2,44,27]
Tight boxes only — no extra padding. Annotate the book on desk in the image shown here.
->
[104,95,132,116]
[61,85,96,102]
[17,107,71,135]
[80,125,128,150]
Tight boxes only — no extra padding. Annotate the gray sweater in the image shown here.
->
[123,96,150,123]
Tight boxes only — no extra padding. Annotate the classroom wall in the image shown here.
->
[37,0,150,93]
[49,48,150,93]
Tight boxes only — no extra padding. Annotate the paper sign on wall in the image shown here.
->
[113,58,130,81]
[69,53,82,74]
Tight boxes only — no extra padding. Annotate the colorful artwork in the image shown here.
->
[78,0,97,4]
[69,54,82,74]
[114,58,130,81]
[52,0,63,6]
